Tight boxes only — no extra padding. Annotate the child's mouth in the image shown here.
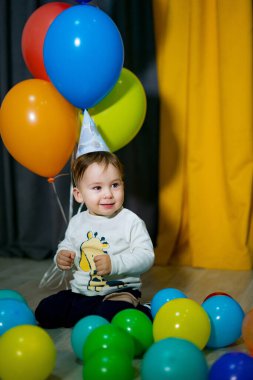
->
[100,203,114,208]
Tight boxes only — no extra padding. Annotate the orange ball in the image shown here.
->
[242,309,253,355]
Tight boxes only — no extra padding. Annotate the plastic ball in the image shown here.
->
[141,338,208,380]
[209,352,253,380]
[242,308,253,355]
[111,308,153,357]
[153,298,211,349]
[0,325,56,380]
[203,291,232,302]
[0,298,36,336]
[202,295,245,348]
[151,288,187,318]
[71,315,109,360]
[82,348,134,380]
[83,323,135,362]
[0,289,27,303]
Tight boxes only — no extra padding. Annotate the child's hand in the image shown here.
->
[94,255,111,276]
[56,250,75,270]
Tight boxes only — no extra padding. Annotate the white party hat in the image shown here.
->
[76,110,110,158]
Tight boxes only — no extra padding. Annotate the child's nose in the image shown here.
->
[103,188,113,198]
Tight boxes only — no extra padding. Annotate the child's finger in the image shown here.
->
[61,251,74,259]
[70,252,76,260]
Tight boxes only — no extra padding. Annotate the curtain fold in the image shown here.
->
[154,0,253,269]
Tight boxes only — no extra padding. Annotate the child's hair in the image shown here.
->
[71,151,124,187]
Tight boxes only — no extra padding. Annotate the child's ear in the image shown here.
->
[73,187,84,204]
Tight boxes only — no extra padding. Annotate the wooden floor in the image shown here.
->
[0,256,252,379]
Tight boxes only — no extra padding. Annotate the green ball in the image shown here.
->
[112,309,153,357]
[83,348,134,380]
[83,324,135,362]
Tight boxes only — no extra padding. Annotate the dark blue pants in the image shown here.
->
[35,289,152,328]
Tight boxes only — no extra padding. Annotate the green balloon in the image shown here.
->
[112,309,153,357]
[83,324,135,362]
[83,348,134,380]
[89,68,147,152]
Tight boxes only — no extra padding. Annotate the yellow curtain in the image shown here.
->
[154,0,253,270]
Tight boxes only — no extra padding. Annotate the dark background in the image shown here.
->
[0,0,159,259]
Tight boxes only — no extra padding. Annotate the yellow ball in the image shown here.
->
[0,325,56,380]
[153,298,211,350]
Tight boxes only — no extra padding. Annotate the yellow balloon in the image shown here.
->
[0,325,56,380]
[153,298,211,350]
[88,68,147,152]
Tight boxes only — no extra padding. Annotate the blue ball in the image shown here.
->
[202,295,245,348]
[151,288,187,318]
[209,352,253,380]
[0,289,27,303]
[44,5,124,109]
[0,299,36,336]
[141,337,208,380]
[71,315,109,360]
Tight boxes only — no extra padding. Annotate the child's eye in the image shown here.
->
[93,186,101,191]
[112,182,120,189]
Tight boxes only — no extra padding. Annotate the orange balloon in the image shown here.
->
[0,79,79,178]
[242,309,253,355]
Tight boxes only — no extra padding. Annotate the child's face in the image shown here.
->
[73,162,124,217]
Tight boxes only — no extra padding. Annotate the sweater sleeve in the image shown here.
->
[53,218,77,265]
[110,218,155,276]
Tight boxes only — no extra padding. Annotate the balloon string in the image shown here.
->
[39,262,69,290]
[49,181,68,225]
[50,173,69,180]
[69,181,74,220]
[68,151,75,221]
[40,172,74,290]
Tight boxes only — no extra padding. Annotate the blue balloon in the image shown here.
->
[71,315,109,360]
[202,295,245,348]
[0,299,37,336]
[141,338,208,380]
[44,5,124,109]
[151,288,187,318]
[209,352,253,380]
[0,289,27,303]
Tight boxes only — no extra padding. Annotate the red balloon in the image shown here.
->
[21,2,71,80]
[203,292,232,303]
